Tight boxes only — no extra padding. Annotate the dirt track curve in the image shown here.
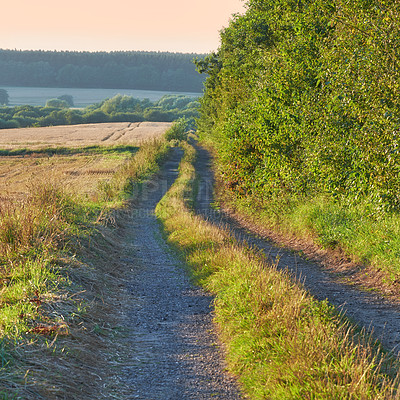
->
[193,143,400,357]
[117,147,242,399]
[111,143,400,399]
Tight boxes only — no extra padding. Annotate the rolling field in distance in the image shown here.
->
[0,121,172,149]
[0,122,172,200]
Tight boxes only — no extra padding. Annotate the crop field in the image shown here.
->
[0,122,172,200]
[0,121,172,149]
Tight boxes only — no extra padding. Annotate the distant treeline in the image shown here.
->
[0,49,205,92]
[0,94,199,129]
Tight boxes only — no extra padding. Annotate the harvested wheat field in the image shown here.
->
[0,122,172,149]
[0,122,172,200]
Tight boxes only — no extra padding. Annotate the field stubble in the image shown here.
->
[0,122,172,149]
[0,122,171,201]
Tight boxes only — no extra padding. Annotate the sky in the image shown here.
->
[2,0,246,54]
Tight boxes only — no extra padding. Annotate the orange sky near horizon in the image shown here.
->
[2,0,246,53]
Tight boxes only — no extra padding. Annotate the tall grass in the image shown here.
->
[0,137,170,396]
[98,138,169,202]
[0,187,75,336]
[226,192,400,284]
[156,141,400,399]
[0,138,169,335]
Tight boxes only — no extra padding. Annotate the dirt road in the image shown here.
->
[113,148,242,399]
[85,143,400,400]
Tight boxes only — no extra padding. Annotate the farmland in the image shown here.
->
[0,121,171,149]
[0,122,171,200]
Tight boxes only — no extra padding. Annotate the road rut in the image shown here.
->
[118,147,242,399]
[193,144,400,357]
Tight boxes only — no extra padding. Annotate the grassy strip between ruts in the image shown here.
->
[0,137,170,397]
[155,140,400,400]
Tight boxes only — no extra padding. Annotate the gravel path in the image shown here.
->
[193,144,400,357]
[120,148,243,399]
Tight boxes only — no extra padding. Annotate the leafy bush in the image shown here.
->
[57,95,74,107]
[100,95,142,114]
[0,89,9,106]
[165,117,189,141]
[83,110,109,123]
[197,0,400,213]
[110,112,144,122]
[143,108,174,122]
[157,94,193,110]
[1,119,19,129]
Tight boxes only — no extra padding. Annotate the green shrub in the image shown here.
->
[0,89,9,106]
[83,110,109,123]
[164,117,189,141]
[197,0,400,213]
[45,98,70,108]
[57,94,74,107]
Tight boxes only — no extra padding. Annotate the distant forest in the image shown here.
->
[0,49,205,92]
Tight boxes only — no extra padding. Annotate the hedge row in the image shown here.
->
[197,0,400,212]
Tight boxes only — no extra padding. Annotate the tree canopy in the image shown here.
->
[0,89,8,106]
[0,94,199,129]
[197,0,400,212]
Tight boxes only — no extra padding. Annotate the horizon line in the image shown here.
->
[0,47,210,56]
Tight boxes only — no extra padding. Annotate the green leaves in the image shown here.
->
[198,0,400,213]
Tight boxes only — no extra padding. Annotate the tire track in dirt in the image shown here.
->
[101,123,140,142]
[118,148,242,399]
[193,144,400,356]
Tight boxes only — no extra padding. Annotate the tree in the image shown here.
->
[57,95,74,107]
[45,98,70,108]
[0,89,9,106]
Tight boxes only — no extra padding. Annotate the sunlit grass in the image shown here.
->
[156,140,400,399]
[230,193,400,283]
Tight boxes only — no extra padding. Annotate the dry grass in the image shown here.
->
[0,153,128,201]
[0,215,136,399]
[0,122,172,202]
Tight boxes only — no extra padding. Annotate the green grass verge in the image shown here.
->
[227,193,400,283]
[156,140,400,399]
